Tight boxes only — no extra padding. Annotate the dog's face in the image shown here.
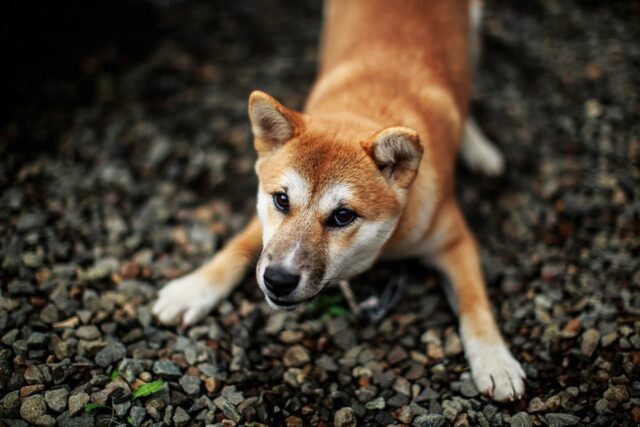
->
[248,91,423,310]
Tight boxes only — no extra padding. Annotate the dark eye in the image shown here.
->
[273,192,290,212]
[328,208,357,227]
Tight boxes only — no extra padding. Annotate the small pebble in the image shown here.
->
[283,345,310,367]
[334,406,357,427]
[580,329,600,356]
[20,395,46,424]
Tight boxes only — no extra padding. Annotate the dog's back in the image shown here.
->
[308,0,471,133]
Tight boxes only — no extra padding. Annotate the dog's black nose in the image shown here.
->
[263,266,300,297]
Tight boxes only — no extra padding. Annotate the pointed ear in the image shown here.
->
[248,91,304,149]
[362,126,423,188]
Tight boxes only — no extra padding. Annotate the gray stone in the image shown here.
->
[153,360,182,377]
[56,413,95,427]
[36,414,56,426]
[16,212,47,231]
[173,406,191,426]
[442,399,462,421]
[283,345,310,367]
[396,405,414,424]
[129,406,147,427]
[317,354,338,371]
[355,385,377,403]
[413,414,447,427]
[334,406,356,427]
[392,377,411,396]
[334,329,358,350]
[365,397,385,410]
[580,329,600,356]
[221,385,244,405]
[27,332,47,347]
[119,358,145,382]
[95,342,126,367]
[595,398,609,414]
[459,379,479,397]
[68,392,90,416]
[179,374,202,396]
[45,388,69,413]
[527,397,546,413]
[221,401,242,422]
[40,305,59,324]
[443,329,462,357]
[510,412,533,427]
[114,400,131,417]
[1,390,20,417]
[20,395,46,424]
[1,329,19,346]
[545,413,580,426]
[387,393,409,408]
[76,325,101,340]
[8,281,36,295]
[603,384,629,403]
[24,364,44,384]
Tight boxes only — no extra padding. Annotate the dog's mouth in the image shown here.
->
[264,282,331,311]
[266,295,315,310]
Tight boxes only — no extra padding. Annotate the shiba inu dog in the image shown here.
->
[153,0,525,401]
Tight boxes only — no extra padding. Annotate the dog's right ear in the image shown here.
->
[248,91,304,151]
[362,126,424,189]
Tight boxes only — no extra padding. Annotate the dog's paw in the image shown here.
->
[152,274,225,326]
[465,339,526,402]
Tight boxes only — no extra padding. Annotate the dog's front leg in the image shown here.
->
[153,216,262,326]
[429,205,525,402]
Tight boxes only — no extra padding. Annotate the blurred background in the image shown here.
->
[1,1,639,426]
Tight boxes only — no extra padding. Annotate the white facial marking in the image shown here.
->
[256,188,275,245]
[256,169,311,247]
[324,216,399,282]
[318,183,353,215]
[282,169,311,207]
[283,242,300,270]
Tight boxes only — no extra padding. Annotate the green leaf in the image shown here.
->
[327,305,350,317]
[306,292,344,312]
[84,402,109,413]
[110,368,120,380]
[127,416,134,425]
[132,380,165,400]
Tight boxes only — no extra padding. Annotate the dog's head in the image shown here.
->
[248,91,423,310]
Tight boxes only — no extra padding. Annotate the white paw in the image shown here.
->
[461,119,505,176]
[152,274,226,326]
[464,339,526,402]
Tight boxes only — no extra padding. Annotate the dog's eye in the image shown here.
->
[273,192,290,213]
[328,208,357,227]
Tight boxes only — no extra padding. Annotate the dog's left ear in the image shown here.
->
[248,91,304,151]
[363,126,424,188]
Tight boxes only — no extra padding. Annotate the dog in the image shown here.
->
[153,0,525,401]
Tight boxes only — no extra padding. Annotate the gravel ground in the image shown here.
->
[1,1,639,426]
